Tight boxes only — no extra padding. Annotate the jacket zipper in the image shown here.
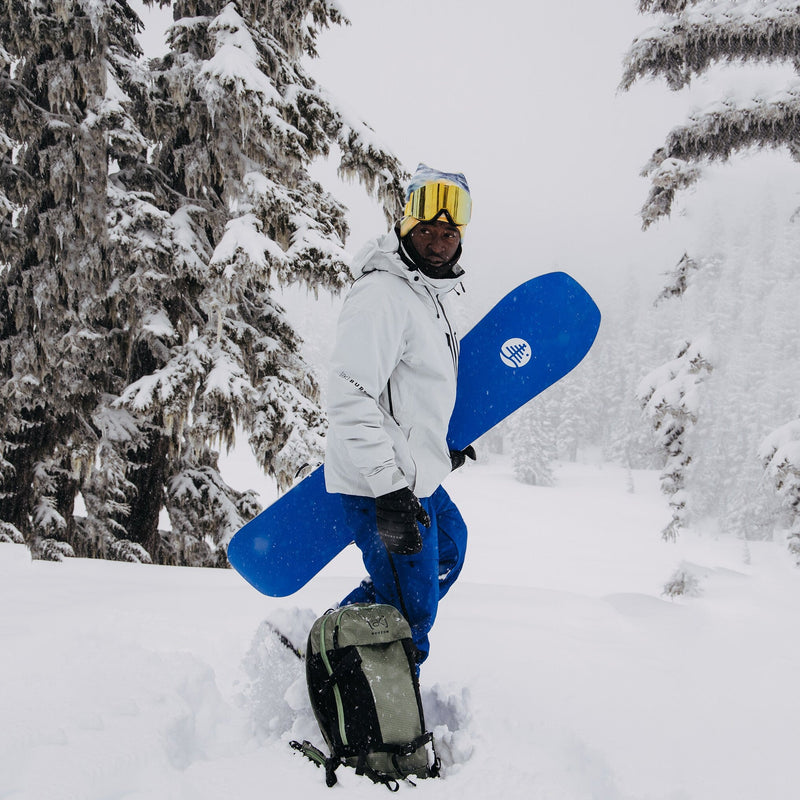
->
[386,378,397,423]
[422,285,459,371]
[436,294,459,371]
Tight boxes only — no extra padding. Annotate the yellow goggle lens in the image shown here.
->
[404,182,472,226]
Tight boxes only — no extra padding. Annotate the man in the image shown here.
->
[324,164,475,667]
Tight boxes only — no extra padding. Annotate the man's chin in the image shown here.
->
[419,262,453,279]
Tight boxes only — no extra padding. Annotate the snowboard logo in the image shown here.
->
[500,338,532,368]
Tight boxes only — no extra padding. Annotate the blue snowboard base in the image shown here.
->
[227,272,600,596]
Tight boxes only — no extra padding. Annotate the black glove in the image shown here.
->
[375,487,431,555]
[449,445,476,471]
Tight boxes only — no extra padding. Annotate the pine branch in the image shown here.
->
[639,154,703,228]
[621,3,800,91]
[639,86,800,226]
[638,1,696,13]
[654,252,700,302]
[662,88,800,161]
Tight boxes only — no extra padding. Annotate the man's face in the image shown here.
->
[408,220,461,278]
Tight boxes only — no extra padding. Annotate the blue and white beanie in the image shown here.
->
[399,163,471,238]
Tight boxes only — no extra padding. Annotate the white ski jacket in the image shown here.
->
[324,230,464,499]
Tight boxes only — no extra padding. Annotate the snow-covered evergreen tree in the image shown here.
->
[0,0,114,559]
[0,0,208,562]
[0,0,406,565]
[637,187,800,546]
[637,338,713,540]
[621,0,800,228]
[621,2,800,555]
[760,419,800,562]
[509,400,557,487]
[655,253,702,303]
[114,0,405,563]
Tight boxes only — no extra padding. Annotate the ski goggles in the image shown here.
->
[403,181,472,227]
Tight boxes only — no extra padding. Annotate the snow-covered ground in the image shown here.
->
[3,458,800,799]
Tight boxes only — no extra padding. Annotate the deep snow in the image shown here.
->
[3,457,800,799]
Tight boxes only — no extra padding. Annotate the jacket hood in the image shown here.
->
[350,230,465,295]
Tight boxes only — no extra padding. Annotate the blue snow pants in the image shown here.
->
[338,485,468,666]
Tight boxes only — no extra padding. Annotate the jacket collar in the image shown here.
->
[351,230,465,295]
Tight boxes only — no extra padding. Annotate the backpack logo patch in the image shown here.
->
[365,613,389,631]
[500,338,531,368]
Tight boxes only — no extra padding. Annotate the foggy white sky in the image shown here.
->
[305,1,799,311]
[307,0,677,308]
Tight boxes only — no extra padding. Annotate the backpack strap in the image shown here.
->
[354,751,401,792]
[289,740,341,788]
[290,739,404,791]
[375,731,434,757]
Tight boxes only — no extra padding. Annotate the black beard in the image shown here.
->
[397,228,462,279]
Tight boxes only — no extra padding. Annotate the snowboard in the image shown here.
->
[227,271,601,596]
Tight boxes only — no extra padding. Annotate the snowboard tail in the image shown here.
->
[227,272,600,596]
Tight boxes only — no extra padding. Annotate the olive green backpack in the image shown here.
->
[291,604,439,790]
